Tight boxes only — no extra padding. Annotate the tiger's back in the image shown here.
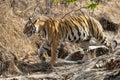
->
[58,16,110,47]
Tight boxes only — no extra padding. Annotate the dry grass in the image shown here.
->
[0,0,120,77]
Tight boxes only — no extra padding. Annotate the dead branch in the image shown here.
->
[61,7,87,19]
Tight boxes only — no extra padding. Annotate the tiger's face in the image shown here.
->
[23,18,36,37]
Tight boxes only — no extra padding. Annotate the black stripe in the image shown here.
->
[83,35,91,42]
[64,22,69,39]
[96,27,99,39]
[68,35,71,41]
[75,26,81,43]
[83,33,85,37]
[68,22,74,42]
[59,23,63,37]
[65,21,74,36]
[75,37,80,43]
[43,27,46,37]
[43,46,50,51]
[33,19,37,24]
[65,21,74,38]
[77,17,86,30]
[75,26,81,37]
[65,27,68,40]
[69,19,79,38]
[101,38,106,44]
[74,36,76,40]
[69,25,74,36]
[88,18,94,36]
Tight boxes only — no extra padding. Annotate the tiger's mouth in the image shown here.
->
[23,29,33,37]
[27,32,32,37]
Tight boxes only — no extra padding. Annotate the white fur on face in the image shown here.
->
[36,26,39,33]
[35,20,40,33]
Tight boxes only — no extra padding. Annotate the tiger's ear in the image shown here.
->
[29,17,32,21]
[29,17,35,23]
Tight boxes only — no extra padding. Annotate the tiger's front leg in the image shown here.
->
[50,41,58,65]
[38,42,51,62]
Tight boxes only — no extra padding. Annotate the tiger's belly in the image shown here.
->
[64,30,91,43]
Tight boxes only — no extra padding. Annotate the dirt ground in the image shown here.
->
[0,0,120,80]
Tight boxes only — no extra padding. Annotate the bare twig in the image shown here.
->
[61,7,87,19]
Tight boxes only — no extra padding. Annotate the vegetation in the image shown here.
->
[54,0,76,3]
[84,1,100,10]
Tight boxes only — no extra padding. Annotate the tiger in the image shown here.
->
[23,15,114,65]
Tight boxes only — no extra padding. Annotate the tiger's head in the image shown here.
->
[23,17,46,37]
[23,17,37,37]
